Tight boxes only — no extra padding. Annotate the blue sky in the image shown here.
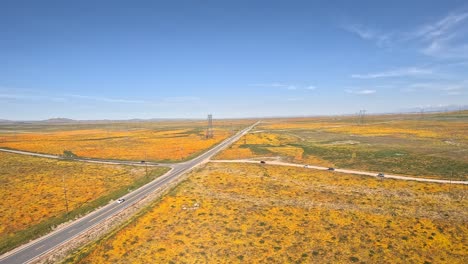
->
[1,0,468,120]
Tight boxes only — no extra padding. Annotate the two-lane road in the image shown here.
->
[0,122,258,264]
[0,148,174,168]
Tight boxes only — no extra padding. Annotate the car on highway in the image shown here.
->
[117,198,125,204]
[260,161,266,164]
[377,173,385,178]
[327,167,335,171]
[304,165,309,168]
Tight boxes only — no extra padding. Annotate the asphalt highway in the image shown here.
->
[0,122,258,264]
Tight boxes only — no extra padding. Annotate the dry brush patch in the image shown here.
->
[72,163,467,263]
[0,152,168,254]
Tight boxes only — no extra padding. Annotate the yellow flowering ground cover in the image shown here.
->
[260,112,468,140]
[261,120,343,130]
[70,163,467,263]
[0,152,169,254]
[0,120,250,162]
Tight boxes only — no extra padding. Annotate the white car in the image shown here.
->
[117,198,125,204]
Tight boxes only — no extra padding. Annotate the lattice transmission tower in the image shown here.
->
[358,109,366,125]
[206,114,213,139]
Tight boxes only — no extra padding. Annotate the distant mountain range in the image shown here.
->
[42,118,77,123]
[399,104,468,113]
[1,105,467,123]
[0,117,202,124]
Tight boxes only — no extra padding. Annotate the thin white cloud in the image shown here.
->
[162,96,201,103]
[287,97,304,101]
[249,83,289,88]
[249,83,298,90]
[351,67,432,79]
[422,39,468,58]
[416,11,468,58]
[342,24,392,47]
[345,89,376,95]
[68,94,145,103]
[0,94,27,99]
[0,85,69,102]
[344,24,375,40]
[403,81,466,94]
[0,93,67,102]
[414,12,468,41]
[249,83,317,91]
[344,10,468,58]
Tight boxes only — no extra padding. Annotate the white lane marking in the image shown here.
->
[87,206,115,223]
[35,245,45,251]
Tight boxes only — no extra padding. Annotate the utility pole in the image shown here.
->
[362,110,366,124]
[446,171,452,193]
[206,114,213,139]
[145,152,148,178]
[180,147,184,159]
[61,174,69,216]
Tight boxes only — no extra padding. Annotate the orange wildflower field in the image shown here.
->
[0,120,252,162]
[215,132,332,167]
[0,152,168,254]
[215,111,468,180]
[69,163,467,263]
